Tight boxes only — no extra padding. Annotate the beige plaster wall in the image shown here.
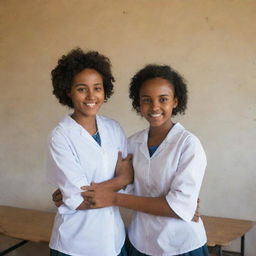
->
[0,0,255,255]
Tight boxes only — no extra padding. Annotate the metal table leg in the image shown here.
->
[241,235,245,256]
[0,240,28,255]
[217,245,223,256]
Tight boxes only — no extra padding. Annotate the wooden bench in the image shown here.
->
[201,215,254,256]
[0,206,254,255]
[0,206,54,255]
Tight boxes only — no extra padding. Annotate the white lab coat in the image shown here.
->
[127,123,207,256]
[47,114,127,256]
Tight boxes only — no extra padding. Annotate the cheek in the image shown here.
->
[96,90,105,100]
[139,105,148,116]
[70,93,84,104]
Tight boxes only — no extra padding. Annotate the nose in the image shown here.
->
[151,100,160,111]
[86,89,95,100]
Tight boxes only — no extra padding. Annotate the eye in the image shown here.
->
[95,87,103,91]
[77,87,87,92]
[141,98,151,104]
[159,97,168,103]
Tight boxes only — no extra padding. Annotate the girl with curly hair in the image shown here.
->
[47,48,133,256]
[83,64,209,256]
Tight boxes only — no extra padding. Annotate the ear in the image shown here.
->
[67,91,71,98]
[174,97,178,108]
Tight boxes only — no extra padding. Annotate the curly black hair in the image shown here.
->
[51,48,115,108]
[129,64,188,116]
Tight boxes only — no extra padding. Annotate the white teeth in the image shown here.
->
[150,113,162,117]
[85,103,96,107]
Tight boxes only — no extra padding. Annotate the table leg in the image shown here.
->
[241,235,245,256]
[0,240,28,255]
[216,245,223,256]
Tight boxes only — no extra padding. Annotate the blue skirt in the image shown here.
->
[50,245,127,256]
[125,239,209,256]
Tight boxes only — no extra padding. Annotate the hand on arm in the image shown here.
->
[52,187,200,219]
[81,152,134,193]
[82,188,177,217]
[81,187,200,221]
[115,152,134,185]
[97,152,133,191]
[51,151,134,209]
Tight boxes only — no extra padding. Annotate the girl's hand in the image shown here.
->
[52,188,64,207]
[115,152,134,185]
[81,185,116,209]
[192,198,200,222]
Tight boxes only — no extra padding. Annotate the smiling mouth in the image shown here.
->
[84,102,96,107]
[149,113,162,118]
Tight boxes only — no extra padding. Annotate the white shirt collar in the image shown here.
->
[133,122,185,144]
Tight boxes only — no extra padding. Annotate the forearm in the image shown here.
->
[107,152,133,191]
[92,175,130,192]
[114,193,179,218]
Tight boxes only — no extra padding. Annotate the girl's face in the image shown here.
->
[139,78,178,129]
[68,68,105,118]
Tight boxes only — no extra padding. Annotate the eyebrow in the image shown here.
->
[73,83,103,87]
[141,94,170,97]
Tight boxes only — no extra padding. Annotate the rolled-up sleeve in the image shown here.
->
[165,136,207,222]
[47,131,89,211]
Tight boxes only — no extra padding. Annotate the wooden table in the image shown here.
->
[0,206,254,255]
[0,205,54,255]
[202,215,255,256]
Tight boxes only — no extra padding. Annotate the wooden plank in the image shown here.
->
[202,215,255,247]
[0,205,54,243]
[0,206,254,248]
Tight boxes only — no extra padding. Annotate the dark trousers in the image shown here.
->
[125,238,209,256]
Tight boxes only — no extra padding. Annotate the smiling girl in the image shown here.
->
[83,64,209,256]
[47,48,132,256]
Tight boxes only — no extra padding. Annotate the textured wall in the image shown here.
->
[0,0,255,255]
